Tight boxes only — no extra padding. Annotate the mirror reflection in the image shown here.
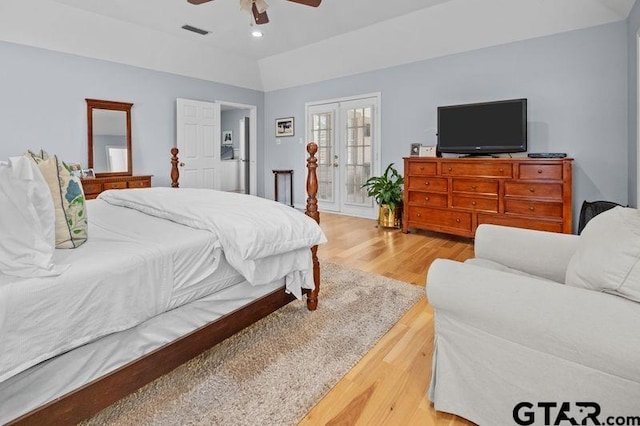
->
[92,109,128,173]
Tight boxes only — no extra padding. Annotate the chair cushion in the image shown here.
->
[464,258,556,283]
[565,207,640,302]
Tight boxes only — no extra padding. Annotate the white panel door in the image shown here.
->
[307,95,379,219]
[176,98,221,189]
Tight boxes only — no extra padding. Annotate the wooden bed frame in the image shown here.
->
[9,143,321,425]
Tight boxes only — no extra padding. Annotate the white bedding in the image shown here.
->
[99,188,327,297]
[0,194,315,384]
[0,277,284,423]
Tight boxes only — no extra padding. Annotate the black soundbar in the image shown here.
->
[527,153,567,158]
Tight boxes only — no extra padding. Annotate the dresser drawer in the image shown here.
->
[82,182,102,195]
[128,179,151,188]
[407,162,437,176]
[452,179,498,195]
[478,214,563,233]
[408,207,471,231]
[452,195,498,213]
[407,191,447,207]
[519,164,562,180]
[441,162,512,178]
[408,177,448,192]
[103,181,127,190]
[504,182,562,200]
[505,199,563,218]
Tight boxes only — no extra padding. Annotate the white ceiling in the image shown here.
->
[52,0,453,59]
[0,0,636,91]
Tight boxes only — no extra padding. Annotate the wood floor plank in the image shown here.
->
[299,213,475,426]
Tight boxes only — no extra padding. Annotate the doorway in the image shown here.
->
[306,94,381,219]
[176,98,257,195]
[219,101,257,195]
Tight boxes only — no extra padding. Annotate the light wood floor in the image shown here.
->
[299,213,476,426]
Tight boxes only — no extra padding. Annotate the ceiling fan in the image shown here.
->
[187,0,322,25]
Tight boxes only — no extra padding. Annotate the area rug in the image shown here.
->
[83,262,424,426]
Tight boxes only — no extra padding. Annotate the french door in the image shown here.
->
[307,95,380,219]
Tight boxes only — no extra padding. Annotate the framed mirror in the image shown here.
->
[86,99,133,177]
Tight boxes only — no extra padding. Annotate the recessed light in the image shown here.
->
[251,30,263,38]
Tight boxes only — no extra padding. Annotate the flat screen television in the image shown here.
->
[437,98,527,155]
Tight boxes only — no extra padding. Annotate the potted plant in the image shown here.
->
[362,163,404,228]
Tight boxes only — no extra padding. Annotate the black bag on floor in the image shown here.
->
[578,200,623,234]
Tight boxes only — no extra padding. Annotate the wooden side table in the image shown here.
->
[273,169,293,207]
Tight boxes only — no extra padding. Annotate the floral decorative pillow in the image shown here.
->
[25,151,88,248]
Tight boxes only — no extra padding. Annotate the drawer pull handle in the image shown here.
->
[471,201,477,206]
[425,197,430,201]
[529,206,535,211]
[529,187,535,193]
[471,185,477,190]
[425,181,430,186]
[537,169,543,174]
[417,213,422,217]
[448,167,452,171]
[499,168,504,173]
[420,166,424,171]
[455,218,461,223]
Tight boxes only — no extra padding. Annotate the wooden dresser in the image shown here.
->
[81,175,152,199]
[402,157,573,237]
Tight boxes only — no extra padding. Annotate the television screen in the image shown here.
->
[437,98,527,155]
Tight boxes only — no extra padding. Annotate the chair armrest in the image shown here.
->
[474,224,579,283]
[426,259,640,383]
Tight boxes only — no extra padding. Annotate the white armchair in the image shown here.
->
[426,222,640,425]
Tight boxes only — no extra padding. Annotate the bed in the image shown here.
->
[1,143,324,425]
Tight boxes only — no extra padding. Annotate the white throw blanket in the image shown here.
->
[98,188,326,298]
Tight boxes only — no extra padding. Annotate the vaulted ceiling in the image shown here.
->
[0,0,635,91]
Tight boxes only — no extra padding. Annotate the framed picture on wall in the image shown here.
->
[222,130,233,145]
[275,117,294,137]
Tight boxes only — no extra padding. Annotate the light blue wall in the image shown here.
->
[628,1,640,207]
[0,22,630,215]
[0,41,265,190]
[265,22,628,225]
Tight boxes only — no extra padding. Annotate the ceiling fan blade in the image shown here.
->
[286,0,321,7]
[187,0,214,4]
[252,3,269,25]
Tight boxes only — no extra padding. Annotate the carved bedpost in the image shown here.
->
[305,142,320,311]
[170,147,180,188]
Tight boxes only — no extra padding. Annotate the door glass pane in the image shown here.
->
[312,112,333,202]
[345,107,372,206]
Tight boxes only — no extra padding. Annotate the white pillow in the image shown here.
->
[565,206,640,302]
[0,157,67,277]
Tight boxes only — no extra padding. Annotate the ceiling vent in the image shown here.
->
[182,24,209,35]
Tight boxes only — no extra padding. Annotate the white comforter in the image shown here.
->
[0,191,325,384]
[98,188,326,298]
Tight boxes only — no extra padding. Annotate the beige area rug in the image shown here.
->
[83,262,424,426]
